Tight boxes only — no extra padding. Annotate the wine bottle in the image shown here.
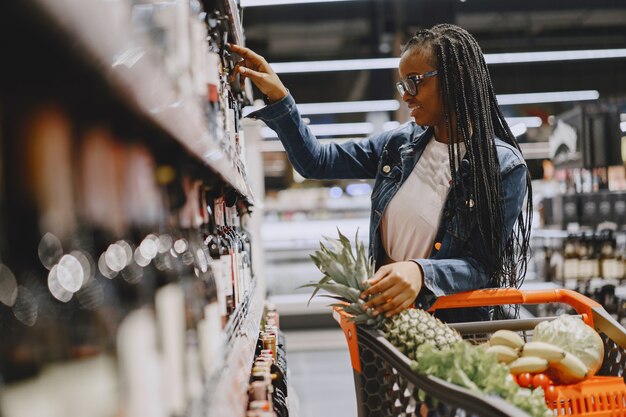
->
[214,196,235,315]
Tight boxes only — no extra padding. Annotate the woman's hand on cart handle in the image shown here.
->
[228,44,289,103]
[360,261,423,318]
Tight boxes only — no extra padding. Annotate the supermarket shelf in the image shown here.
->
[223,0,244,46]
[29,0,253,201]
[207,279,265,417]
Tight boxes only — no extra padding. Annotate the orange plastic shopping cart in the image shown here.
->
[334,288,626,417]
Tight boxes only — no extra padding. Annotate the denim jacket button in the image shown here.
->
[382,165,391,174]
[434,242,442,251]
[467,198,475,208]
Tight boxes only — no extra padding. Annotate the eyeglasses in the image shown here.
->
[396,70,438,96]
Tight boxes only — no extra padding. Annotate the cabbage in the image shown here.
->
[533,314,604,380]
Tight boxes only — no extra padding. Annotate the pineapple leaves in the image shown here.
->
[313,282,361,303]
[298,275,333,306]
[305,228,375,310]
[336,227,355,261]
[317,294,350,302]
[298,281,361,304]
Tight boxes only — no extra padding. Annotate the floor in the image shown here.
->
[285,329,357,417]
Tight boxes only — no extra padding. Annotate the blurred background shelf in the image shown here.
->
[24,0,252,200]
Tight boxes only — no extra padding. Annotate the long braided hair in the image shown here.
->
[403,24,533,294]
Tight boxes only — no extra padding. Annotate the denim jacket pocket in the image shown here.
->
[371,150,402,200]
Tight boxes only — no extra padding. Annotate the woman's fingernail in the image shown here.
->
[385,313,391,318]
[372,310,379,316]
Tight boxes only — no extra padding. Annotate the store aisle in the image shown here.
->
[285,330,357,417]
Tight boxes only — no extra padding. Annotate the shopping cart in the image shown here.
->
[333,288,626,417]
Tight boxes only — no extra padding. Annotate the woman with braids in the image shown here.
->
[230,23,532,322]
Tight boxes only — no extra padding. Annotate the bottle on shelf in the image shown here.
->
[1,0,267,415]
[562,234,579,289]
[600,231,620,280]
[214,196,236,316]
[246,305,290,417]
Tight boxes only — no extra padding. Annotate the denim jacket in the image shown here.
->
[248,94,528,322]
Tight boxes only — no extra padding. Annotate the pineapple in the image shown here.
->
[304,229,461,360]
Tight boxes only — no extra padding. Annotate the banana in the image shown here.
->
[489,330,525,349]
[508,356,549,374]
[521,341,566,362]
[486,345,519,363]
[552,353,588,382]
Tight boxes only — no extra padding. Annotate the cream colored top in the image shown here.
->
[381,138,464,262]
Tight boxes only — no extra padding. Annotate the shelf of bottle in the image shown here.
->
[30,0,253,202]
[206,277,264,417]
[224,0,244,47]
[531,228,626,240]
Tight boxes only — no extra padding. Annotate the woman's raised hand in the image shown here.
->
[229,44,288,103]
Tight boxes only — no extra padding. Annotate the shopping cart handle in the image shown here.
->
[428,288,601,326]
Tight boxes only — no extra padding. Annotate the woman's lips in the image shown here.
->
[409,104,422,117]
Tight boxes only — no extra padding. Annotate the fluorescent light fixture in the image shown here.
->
[242,0,353,6]
[259,137,360,152]
[269,49,626,74]
[261,122,374,138]
[271,58,397,74]
[297,99,400,115]
[510,123,528,138]
[346,183,372,196]
[485,49,626,64]
[497,90,599,105]
[621,121,626,133]
[505,117,542,128]
[243,99,400,117]
[383,121,401,131]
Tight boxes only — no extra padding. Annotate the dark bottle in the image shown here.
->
[201,189,228,326]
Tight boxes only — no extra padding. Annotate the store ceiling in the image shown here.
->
[242,0,626,117]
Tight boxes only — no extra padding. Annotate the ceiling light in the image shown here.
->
[505,117,543,128]
[383,121,401,131]
[242,0,353,6]
[497,90,599,105]
[510,123,528,138]
[297,99,400,115]
[244,99,400,117]
[259,137,359,152]
[269,49,626,74]
[261,122,374,138]
[485,49,626,64]
[271,58,397,74]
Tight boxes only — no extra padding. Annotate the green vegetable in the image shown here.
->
[533,314,604,380]
[411,342,552,417]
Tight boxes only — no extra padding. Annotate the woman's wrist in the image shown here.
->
[410,260,425,295]
[266,87,289,103]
